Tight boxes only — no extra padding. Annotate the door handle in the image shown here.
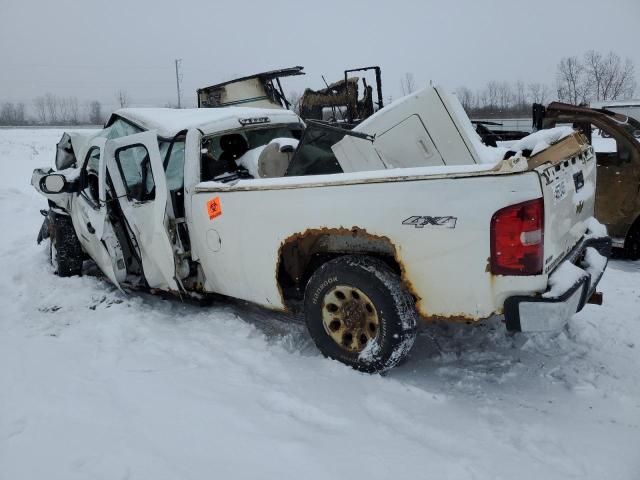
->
[87,222,95,234]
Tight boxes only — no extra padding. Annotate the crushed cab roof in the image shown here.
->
[110,107,301,138]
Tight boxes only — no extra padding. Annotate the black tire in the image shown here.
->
[49,214,83,276]
[624,220,640,260]
[304,255,418,373]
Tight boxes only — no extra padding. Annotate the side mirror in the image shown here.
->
[40,174,67,194]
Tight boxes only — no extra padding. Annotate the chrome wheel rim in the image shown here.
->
[321,285,379,352]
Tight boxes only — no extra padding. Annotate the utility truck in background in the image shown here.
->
[31,86,610,373]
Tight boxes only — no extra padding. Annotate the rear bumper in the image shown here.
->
[504,236,611,333]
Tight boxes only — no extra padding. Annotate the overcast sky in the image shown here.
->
[1,0,638,112]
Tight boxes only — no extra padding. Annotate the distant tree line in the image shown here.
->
[0,101,27,125]
[452,50,637,118]
[0,95,104,126]
[455,80,549,118]
[1,51,636,125]
[0,89,136,126]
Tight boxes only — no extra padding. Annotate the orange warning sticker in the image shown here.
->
[206,196,222,220]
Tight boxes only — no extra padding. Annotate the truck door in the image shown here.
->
[71,137,127,287]
[104,131,180,291]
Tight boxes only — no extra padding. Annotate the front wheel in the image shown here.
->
[304,255,418,373]
[49,214,83,276]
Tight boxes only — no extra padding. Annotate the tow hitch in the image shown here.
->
[587,291,603,305]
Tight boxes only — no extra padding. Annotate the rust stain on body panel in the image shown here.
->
[276,226,454,320]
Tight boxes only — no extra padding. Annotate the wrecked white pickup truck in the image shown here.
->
[32,86,611,373]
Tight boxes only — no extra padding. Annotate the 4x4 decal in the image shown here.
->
[402,216,457,229]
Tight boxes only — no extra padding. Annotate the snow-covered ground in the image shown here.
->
[1,128,639,480]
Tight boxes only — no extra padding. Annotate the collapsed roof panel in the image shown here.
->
[197,66,305,110]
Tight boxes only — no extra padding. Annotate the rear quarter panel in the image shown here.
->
[190,172,546,320]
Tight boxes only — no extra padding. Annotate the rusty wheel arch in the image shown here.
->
[276,227,420,307]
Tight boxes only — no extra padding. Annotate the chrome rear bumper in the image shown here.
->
[504,237,611,333]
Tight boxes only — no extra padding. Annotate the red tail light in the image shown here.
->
[490,198,544,275]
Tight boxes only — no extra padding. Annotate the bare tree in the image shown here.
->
[455,86,474,112]
[558,51,636,104]
[514,80,526,110]
[58,96,70,123]
[485,81,500,109]
[584,50,606,101]
[477,89,489,109]
[67,97,80,124]
[556,56,590,105]
[116,90,129,108]
[15,102,25,124]
[87,100,103,125]
[44,93,59,123]
[598,52,636,100]
[0,102,27,125]
[527,82,550,104]
[496,81,513,111]
[400,72,416,96]
[0,103,15,125]
[286,90,302,114]
[33,96,47,123]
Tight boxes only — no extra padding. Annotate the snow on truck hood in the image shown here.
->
[114,107,301,138]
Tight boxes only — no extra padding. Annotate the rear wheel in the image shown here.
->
[304,255,418,373]
[49,214,83,276]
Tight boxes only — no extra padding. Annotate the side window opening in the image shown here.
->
[115,144,155,202]
[592,124,630,165]
[593,124,616,153]
[80,146,101,207]
[200,125,302,181]
[285,123,349,176]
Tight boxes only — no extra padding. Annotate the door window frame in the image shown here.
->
[113,142,156,203]
[79,146,101,209]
